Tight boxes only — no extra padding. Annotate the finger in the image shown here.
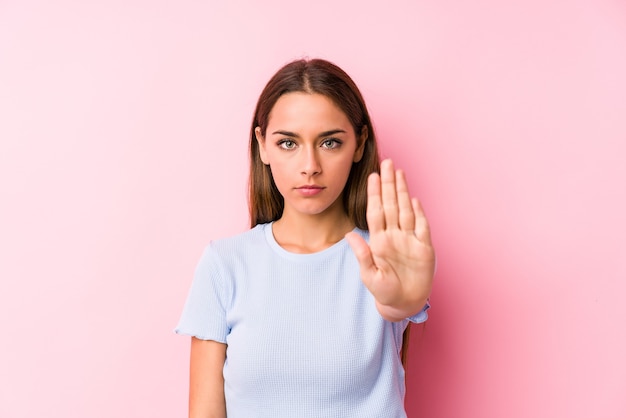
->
[380,159,399,229]
[396,169,415,231]
[345,231,377,286]
[366,172,385,232]
[412,198,433,245]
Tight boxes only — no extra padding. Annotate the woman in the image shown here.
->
[176,58,435,417]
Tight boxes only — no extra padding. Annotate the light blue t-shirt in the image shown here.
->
[175,222,429,417]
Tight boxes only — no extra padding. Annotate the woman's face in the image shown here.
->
[255,92,366,220]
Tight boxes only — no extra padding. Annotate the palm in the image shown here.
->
[346,159,435,320]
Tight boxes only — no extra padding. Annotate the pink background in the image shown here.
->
[1,1,625,417]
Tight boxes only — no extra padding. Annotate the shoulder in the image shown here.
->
[192,224,271,287]
[208,223,267,252]
[205,224,270,257]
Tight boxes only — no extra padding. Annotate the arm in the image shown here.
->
[189,337,227,418]
[346,159,435,322]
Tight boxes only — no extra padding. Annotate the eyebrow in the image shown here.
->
[270,129,347,138]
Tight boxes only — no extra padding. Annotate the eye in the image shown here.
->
[321,138,342,150]
[277,139,296,150]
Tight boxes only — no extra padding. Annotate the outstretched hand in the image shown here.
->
[346,159,435,322]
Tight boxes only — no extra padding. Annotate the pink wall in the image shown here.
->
[1,1,624,417]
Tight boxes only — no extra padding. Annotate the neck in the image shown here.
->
[272,207,355,254]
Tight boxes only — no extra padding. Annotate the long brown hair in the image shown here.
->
[248,58,380,229]
[247,58,412,366]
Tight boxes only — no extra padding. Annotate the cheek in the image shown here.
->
[268,157,287,172]
[339,156,356,175]
[332,161,356,191]
[268,161,291,189]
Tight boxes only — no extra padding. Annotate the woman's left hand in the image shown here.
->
[346,159,435,322]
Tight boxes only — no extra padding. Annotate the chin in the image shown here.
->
[286,202,334,217]
[283,194,344,218]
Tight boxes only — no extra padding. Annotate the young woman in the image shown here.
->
[176,58,435,418]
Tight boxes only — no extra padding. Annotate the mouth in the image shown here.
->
[295,185,325,196]
[296,185,324,190]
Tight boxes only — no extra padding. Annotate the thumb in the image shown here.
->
[345,231,377,281]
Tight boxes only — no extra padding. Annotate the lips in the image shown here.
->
[295,185,325,196]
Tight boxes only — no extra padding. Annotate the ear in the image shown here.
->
[255,126,270,165]
[353,125,368,163]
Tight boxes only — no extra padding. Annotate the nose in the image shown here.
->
[301,146,321,176]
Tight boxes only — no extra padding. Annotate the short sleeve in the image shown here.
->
[174,244,230,343]
[407,300,430,324]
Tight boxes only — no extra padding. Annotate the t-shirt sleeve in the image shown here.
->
[407,300,430,324]
[174,244,230,343]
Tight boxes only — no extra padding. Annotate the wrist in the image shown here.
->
[375,297,429,322]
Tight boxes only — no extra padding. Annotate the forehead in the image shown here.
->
[267,92,352,130]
